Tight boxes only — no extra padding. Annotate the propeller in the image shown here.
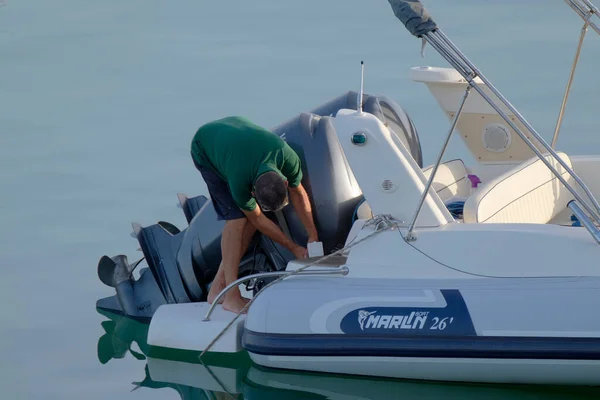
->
[97,255,145,288]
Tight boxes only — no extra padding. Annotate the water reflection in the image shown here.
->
[96,308,600,399]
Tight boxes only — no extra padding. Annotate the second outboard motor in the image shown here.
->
[273,91,423,253]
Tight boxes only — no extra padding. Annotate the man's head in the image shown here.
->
[253,171,289,212]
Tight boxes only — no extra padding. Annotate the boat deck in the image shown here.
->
[288,255,348,269]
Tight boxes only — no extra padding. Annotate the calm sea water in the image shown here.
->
[2,0,599,398]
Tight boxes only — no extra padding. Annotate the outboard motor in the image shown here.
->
[95,91,423,320]
[272,91,422,253]
[303,91,422,168]
[96,196,285,320]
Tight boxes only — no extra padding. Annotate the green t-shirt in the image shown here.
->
[191,116,303,211]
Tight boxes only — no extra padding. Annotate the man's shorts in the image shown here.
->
[192,157,246,221]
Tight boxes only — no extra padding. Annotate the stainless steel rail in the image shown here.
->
[552,0,600,147]
[203,267,349,321]
[406,86,471,241]
[565,0,600,35]
[569,200,600,244]
[552,22,589,148]
[421,29,600,226]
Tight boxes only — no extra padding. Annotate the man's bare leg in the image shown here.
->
[207,219,257,311]
[207,221,257,304]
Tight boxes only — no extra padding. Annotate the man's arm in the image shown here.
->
[242,207,308,260]
[278,144,317,243]
[288,183,318,243]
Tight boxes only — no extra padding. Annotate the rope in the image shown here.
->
[198,214,401,360]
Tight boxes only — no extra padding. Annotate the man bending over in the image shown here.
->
[191,116,319,313]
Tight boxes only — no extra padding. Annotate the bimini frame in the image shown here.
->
[553,0,600,148]
[387,0,600,243]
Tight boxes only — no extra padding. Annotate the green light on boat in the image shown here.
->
[351,131,367,146]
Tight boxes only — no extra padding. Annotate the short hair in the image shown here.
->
[254,171,288,212]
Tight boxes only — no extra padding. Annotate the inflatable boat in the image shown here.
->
[95,310,600,398]
[96,0,600,385]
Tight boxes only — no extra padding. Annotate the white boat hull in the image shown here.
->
[249,354,600,385]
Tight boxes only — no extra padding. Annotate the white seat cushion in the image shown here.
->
[422,159,470,202]
[463,152,574,224]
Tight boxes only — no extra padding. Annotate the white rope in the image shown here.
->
[198,214,401,360]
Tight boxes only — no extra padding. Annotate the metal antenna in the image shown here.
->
[358,61,364,113]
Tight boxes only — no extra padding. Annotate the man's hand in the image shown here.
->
[292,245,308,260]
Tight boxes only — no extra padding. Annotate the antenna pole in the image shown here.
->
[358,61,364,113]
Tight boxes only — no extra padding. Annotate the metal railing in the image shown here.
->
[202,267,349,321]
[427,30,600,223]
[565,0,600,35]
[402,35,600,239]
[569,200,600,243]
[552,0,600,148]
[406,86,471,241]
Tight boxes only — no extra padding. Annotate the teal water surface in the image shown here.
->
[2,0,600,398]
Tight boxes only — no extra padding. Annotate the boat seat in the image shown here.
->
[463,152,575,224]
[422,159,471,203]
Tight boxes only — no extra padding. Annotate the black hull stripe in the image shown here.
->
[243,330,600,360]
